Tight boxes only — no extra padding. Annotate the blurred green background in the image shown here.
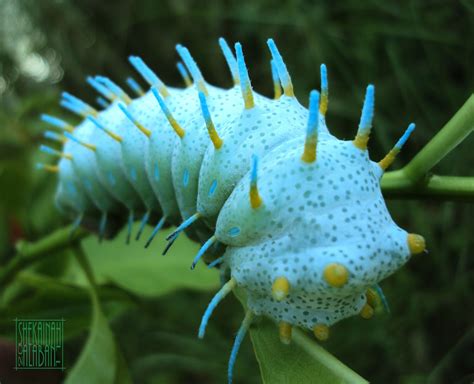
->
[0,0,473,383]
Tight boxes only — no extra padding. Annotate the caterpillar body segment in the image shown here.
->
[38,38,425,384]
[86,110,144,213]
[168,85,244,242]
[125,90,182,222]
[116,100,161,214]
[54,157,95,219]
[62,123,120,216]
[196,94,308,225]
[149,84,235,226]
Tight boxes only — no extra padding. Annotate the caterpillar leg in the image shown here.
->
[162,234,177,255]
[374,284,390,313]
[126,210,134,244]
[367,284,391,314]
[228,311,254,384]
[135,210,150,241]
[165,212,201,241]
[126,76,145,97]
[98,211,108,243]
[191,235,217,269]
[96,96,109,108]
[176,61,192,87]
[162,212,203,254]
[144,216,167,248]
[69,212,84,240]
[198,277,236,338]
[207,256,224,269]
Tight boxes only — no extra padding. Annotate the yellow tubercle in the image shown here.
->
[323,263,349,288]
[170,118,185,138]
[83,142,97,152]
[407,233,426,255]
[64,124,75,133]
[313,324,329,341]
[353,132,370,150]
[283,84,294,98]
[243,88,255,109]
[250,184,263,209]
[106,130,123,143]
[197,81,208,97]
[135,122,152,138]
[122,95,133,105]
[319,92,328,116]
[273,82,282,99]
[301,135,317,163]
[366,288,380,308]
[183,76,192,88]
[42,165,59,173]
[271,277,290,301]
[65,134,96,151]
[159,85,171,98]
[278,322,292,345]
[360,304,374,319]
[378,148,400,170]
[206,121,223,150]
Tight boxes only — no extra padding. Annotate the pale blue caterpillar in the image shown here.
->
[37,38,426,383]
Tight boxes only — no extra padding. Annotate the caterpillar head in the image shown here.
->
[215,87,425,333]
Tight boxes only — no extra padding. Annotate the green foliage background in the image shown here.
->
[0,0,473,383]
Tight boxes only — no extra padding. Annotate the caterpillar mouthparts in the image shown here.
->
[38,37,426,383]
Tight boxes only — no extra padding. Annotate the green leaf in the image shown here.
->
[114,339,133,384]
[65,303,132,384]
[0,271,130,341]
[76,225,219,297]
[65,298,117,384]
[66,245,132,384]
[249,319,368,384]
[235,288,368,384]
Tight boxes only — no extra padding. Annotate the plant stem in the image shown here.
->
[380,94,474,202]
[72,242,97,290]
[0,226,90,290]
[401,94,474,182]
[72,242,100,307]
[382,173,474,201]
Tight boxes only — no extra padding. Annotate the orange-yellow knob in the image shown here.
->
[278,322,292,345]
[272,277,290,301]
[407,233,426,255]
[366,288,380,308]
[323,263,349,288]
[313,324,329,341]
[360,304,374,319]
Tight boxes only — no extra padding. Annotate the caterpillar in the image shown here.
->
[37,37,426,383]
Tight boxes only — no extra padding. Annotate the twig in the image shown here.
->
[382,173,474,202]
[0,226,90,290]
[381,94,474,201]
[401,94,474,182]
